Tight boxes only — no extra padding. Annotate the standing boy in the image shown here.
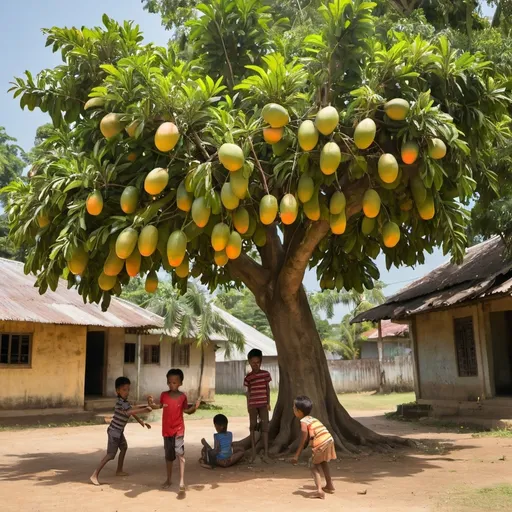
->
[147,368,200,494]
[90,376,152,486]
[244,348,272,462]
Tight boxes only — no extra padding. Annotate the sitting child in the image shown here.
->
[200,414,244,469]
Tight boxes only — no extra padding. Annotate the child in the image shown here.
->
[291,395,336,500]
[200,414,244,469]
[90,376,152,486]
[244,348,272,462]
[147,368,200,494]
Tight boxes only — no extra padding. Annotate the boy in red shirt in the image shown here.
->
[148,368,200,494]
[244,349,272,462]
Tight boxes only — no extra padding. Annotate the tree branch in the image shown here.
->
[248,137,269,194]
[278,219,330,299]
[228,252,269,302]
[191,131,210,161]
[257,224,284,273]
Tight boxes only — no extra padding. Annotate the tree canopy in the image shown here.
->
[3,1,511,311]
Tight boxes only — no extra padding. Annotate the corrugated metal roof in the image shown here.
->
[148,304,277,361]
[0,258,164,329]
[352,237,512,323]
[213,306,277,362]
[363,320,409,340]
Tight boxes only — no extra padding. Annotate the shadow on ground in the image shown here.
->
[0,415,479,501]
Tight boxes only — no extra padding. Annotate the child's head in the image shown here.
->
[166,368,184,391]
[293,395,313,419]
[213,414,228,433]
[115,376,131,399]
[247,348,263,372]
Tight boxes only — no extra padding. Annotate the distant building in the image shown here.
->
[361,319,411,359]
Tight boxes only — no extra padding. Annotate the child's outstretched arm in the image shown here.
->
[291,424,309,464]
[146,395,164,410]
[184,397,202,415]
[132,413,151,429]
[124,405,153,417]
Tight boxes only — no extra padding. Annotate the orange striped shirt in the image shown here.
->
[300,416,333,450]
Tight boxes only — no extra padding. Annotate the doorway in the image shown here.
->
[85,331,105,396]
[490,311,512,396]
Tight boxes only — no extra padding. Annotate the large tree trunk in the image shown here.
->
[228,221,414,456]
[262,286,411,455]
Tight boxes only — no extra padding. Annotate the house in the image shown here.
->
[214,305,278,394]
[352,237,512,419]
[0,257,216,414]
[361,320,411,359]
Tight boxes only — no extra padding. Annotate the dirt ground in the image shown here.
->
[1,410,512,512]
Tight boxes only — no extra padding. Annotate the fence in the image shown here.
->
[215,355,414,394]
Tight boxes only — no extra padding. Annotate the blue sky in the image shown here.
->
[0,1,495,307]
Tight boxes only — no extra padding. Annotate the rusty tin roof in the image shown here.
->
[0,258,164,329]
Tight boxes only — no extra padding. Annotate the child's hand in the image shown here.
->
[267,404,272,412]
[195,397,202,409]
[290,457,298,465]
[145,423,152,429]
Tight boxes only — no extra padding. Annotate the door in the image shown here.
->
[85,331,105,396]
[490,311,512,396]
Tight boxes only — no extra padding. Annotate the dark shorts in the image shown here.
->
[164,435,185,462]
[249,406,269,432]
[107,429,128,456]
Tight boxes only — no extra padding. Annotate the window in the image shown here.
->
[143,345,160,365]
[173,343,190,367]
[454,317,478,377]
[124,343,136,364]
[0,333,32,366]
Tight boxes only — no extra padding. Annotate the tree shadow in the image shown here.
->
[0,436,478,500]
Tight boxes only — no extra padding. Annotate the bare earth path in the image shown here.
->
[1,410,512,512]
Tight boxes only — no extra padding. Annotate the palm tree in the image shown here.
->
[323,315,374,359]
[123,278,245,398]
[309,281,386,320]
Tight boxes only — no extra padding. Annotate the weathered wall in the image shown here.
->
[416,306,484,401]
[0,321,86,410]
[216,356,413,394]
[121,334,215,402]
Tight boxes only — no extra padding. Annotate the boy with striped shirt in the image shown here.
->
[244,349,272,462]
[90,376,152,486]
[292,395,336,499]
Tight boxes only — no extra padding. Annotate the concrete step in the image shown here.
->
[429,416,512,430]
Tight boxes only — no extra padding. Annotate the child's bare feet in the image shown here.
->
[90,474,100,486]
[310,491,325,500]
[322,485,335,494]
[116,471,129,477]
[261,455,272,464]
[200,463,213,470]
[161,480,172,489]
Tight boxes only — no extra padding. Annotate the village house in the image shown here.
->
[0,257,217,415]
[352,237,512,420]
[361,319,411,359]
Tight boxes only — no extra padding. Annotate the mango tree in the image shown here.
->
[4,0,511,454]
